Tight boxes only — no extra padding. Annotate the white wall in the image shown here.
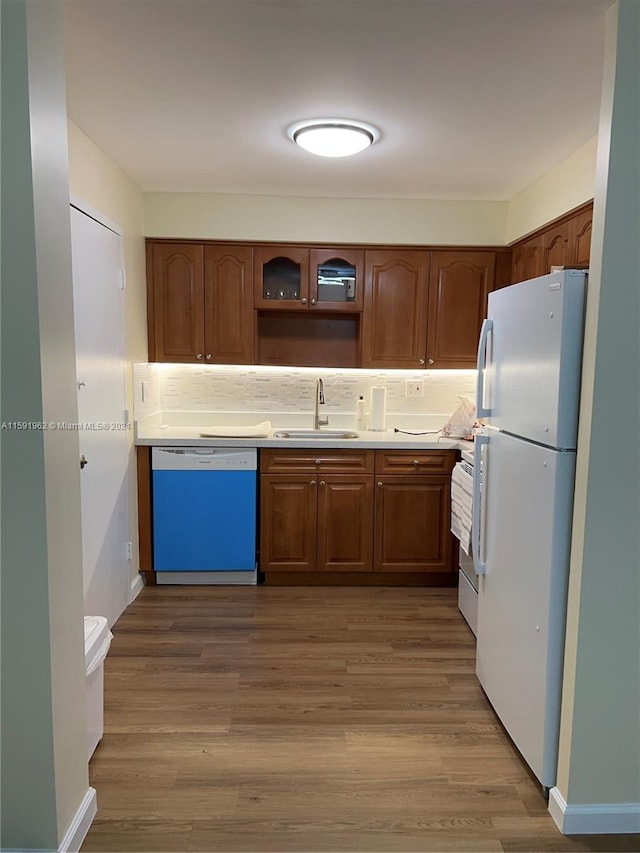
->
[506,136,597,243]
[1,0,90,848]
[144,192,508,246]
[67,120,147,585]
[552,0,640,832]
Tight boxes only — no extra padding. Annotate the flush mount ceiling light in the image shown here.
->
[287,119,380,158]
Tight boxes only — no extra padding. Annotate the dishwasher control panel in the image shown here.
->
[151,447,257,471]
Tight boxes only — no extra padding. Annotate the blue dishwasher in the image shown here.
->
[152,447,257,584]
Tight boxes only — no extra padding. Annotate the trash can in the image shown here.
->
[84,616,113,761]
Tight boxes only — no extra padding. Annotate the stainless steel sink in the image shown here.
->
[272,429,359,439]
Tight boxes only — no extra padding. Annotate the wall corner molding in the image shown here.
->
[549,787,640,835]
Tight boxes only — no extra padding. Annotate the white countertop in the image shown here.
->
[135,419,474,452]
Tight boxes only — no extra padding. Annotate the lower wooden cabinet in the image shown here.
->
[259,475,317,572]
[260,448,456,584]
[318,476,374,572]
[374,476,452,573]
[260,451,374,574]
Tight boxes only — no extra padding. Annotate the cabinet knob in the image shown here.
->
[311,298,317,305]
[310,480,316,486]
[419,358,425,365]
[428,358,434,365]
[315,459,322,465]
[206,353,212,360]
[413,460,420,466]
[301,297,308,305]
[377,481,383,487]
[196,353,203,360]
[319,480,325,486]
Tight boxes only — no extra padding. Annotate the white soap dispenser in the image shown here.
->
[355,396,367,430]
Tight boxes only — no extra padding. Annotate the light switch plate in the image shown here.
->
[405,380,423,398]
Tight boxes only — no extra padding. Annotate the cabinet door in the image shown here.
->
[310,247,364,312]
[362,250,430,368]
[426,251,496,369]
[254,245,310,309]
[511,236,543,284]
[569,209,593,266]
[317,475,373,572]
[150,243,204,362]
[260,475,317,572]
[542,221,571,273]
[374,476,452,573]
[203,245,254,364]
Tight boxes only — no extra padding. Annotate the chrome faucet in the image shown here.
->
[314,378,329,430]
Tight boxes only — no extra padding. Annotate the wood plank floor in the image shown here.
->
[82,586,638,852]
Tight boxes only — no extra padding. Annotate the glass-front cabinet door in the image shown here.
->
[254,246,310,309]
[310,248,364,312]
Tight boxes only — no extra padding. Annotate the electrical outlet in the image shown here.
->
[405,380,423,398]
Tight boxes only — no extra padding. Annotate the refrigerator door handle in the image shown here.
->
[472,433,489,575]
[476,318,493,419]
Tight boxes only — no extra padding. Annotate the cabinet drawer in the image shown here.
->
[261,448,374,474]
[375,450,456,475]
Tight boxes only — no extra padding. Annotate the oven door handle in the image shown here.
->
[472,433,489,575]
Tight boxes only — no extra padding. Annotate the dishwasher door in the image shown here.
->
[152,447,257,584]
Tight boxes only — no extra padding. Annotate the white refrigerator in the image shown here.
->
[473,269,587,790]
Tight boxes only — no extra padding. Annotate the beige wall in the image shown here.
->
[67,120,147,582]
[555,0,640,813]
[144,192,508,245]
[144,147,597,248]
[506,136,597,243]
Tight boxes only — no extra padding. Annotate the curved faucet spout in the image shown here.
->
[314,378,329,430]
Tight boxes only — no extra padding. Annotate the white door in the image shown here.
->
[70,204,129,627]
[475,429,576,788]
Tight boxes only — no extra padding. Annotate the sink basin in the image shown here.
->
[273,429,359,439]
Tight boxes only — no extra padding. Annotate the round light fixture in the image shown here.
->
[287,119,379,158]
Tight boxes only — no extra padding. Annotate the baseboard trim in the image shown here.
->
[130,572,145,602]
[549,787,640,835]
[58,787,97,852]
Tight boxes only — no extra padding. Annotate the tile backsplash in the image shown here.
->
[133,363,476,423]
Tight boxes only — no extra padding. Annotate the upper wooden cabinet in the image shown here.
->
[511,235,544,284]
[511,202,593,284]
[426,251,496,369]
[148,242,253,363]
[204,245,254,364]
[569,208,593,266]
[148,242,204,363]
[254,245,364,311]
[542,221,571,271]
[361,249,430,369]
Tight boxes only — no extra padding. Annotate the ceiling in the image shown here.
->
[63,0,610,201]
